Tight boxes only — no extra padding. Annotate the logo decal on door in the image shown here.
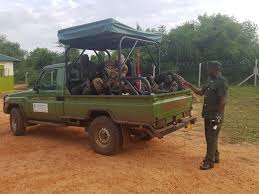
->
[33,103,48,113]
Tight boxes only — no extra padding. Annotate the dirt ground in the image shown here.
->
[0,99,258,194]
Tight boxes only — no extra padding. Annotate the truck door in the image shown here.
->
[27,68,63,121]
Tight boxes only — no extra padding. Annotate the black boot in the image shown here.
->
[214,151,220,163]
[200,160,214,170]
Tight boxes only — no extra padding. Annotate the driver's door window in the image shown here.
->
[38,69,57,90]
[29,69,58,121]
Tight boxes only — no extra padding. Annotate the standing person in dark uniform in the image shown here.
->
[184,61,228,170]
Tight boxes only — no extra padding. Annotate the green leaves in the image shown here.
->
[161,14,259,63]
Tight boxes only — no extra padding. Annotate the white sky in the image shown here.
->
[0,0,258,52]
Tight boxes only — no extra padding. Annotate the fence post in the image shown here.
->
[254,59,258,86]
[25,72,29,85]
[51,71,54,85]
[238,59,258,86]
[198,63,201,87]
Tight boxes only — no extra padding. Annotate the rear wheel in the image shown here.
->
[88,116,122,155]
[10,108,26,136]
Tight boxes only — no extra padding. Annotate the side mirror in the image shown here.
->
[33,85,39,93]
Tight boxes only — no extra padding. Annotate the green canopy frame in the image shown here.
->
[59,18,162,95]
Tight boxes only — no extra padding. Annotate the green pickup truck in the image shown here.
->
[3,19,196,155]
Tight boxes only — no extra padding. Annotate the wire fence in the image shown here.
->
[160,59,257,86]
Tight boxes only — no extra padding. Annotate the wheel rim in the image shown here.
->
[95,128,111,147]
[11,115,17,132]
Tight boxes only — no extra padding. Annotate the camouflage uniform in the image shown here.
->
[150,80,161,93]
[92,78,105,94]
[202,74,228,162]
[160,81,178,92]
[92,60,128,94]
[160,74,179,92]
[146,75,161,94]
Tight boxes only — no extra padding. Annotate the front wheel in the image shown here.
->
[88,116,122,155]
[10,108,26,136]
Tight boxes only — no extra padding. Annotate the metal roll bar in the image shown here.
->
[64,35,161,95]
[118,36,160,95]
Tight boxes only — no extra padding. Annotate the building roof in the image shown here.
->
[0,53,20,62]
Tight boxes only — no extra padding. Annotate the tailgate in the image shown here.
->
[152,90,193,127]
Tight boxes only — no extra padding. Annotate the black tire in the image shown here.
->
[10,107,26,136]
[88,116,122,155]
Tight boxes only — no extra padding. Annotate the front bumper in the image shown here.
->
[153,116,197,138]
[3,102,9,113]
[2,95,9,113]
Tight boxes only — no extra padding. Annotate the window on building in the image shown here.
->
[0,65,4,77]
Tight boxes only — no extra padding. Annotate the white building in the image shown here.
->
[0,53,19,92]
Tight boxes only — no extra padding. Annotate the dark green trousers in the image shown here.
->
[204,119,222,162]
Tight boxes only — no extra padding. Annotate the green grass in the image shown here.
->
[222,86,259,144]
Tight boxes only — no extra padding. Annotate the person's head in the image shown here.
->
[80,54,90,67]
[207,61,222,77]
[165,74,173,84]
[116,54,125,64]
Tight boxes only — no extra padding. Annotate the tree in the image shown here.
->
[0,34,27,82]
[24,48,64,85]
[155,14,259,83]
[0,35,26,59]
[57,42,80,62]
[158,25,166,34]
[136,23,143,31]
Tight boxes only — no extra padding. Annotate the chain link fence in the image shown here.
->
[160,59,257,86]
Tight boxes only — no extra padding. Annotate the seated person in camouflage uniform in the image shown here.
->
[146,74,161,94]
[160,74,179,92]
[71,54,92,95]
[92,54,128,95]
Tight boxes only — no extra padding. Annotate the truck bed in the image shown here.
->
[62,89,193,128]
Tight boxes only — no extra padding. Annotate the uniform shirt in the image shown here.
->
[201,74,228,119]
[150,80,160,93]
[104,61,128,79]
